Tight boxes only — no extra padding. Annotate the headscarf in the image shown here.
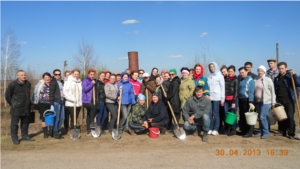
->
[193,64,204,81]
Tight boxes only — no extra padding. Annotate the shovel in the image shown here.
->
[91,86,101,138]
[146,88,149,108]
[160,85,186,140]
[70,84,81,140]
[112,86,123,140]
[290,71,300,139]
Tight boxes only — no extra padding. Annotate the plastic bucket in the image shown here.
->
[272,103,287,121]
[225,109,237,125]
[245,109,258,125]
[149,127,160,138]
[267,108,277,125]
[43,110,56,126]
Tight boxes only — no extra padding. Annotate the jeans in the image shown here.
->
[255,102,270,136]
[224,100,238,129]
[129,122,147,133]
[53,101,65,132]
[209,101,220,131]
[183,114,210,132]
[120,104,132,131]
[83,103,96,132]
[11,115,30,141]
[106,103,118,132]
[96,101,108,126]
[277,98,295,137]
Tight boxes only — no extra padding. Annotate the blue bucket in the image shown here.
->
[43,110,56,126]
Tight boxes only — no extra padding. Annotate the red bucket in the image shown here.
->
[149,127,160,138]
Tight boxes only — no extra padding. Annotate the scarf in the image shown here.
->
[193,64,204,81]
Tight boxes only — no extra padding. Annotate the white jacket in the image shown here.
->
[208,62,225,102]
[63,75,82,107]
[255,75,276,104]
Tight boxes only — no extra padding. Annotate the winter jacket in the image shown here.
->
[96,80,106,102]
[266,69,279,82]
[130,78,141,96]
[225,76,238,102]
[129,103,146,124]
[238,76,255,102]
[255,75,276,104]
[167,76,181,114]
[274,73,300,103]
[32,79,46,104]
[82,77,95,104]
[182,96,211,121]
[143,100,169,123]
[208,62,225,102]
[193,76,210,96]
[5,79,31,116]
[49,77,64,105]
[179,76,195,108]
[117,76,136,105]
[104,82,118,103]
[63,75,82,107]
[140,79,156,106]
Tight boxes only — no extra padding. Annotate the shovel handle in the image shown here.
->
[73,84,76,126]
[290,72,300,124]
[146,88,149,108]
[117,86,123,126]
[93,86,96,105]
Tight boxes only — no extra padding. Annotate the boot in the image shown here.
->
[53,132,64,139]
[43,127,48,138]
[202,131,208,142]
[227,128,236,136]
[48,126,53,137]
[193,126,199,136]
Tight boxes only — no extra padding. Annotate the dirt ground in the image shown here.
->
[1,108,300,169]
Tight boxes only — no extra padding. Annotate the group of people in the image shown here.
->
[5,58,300,144]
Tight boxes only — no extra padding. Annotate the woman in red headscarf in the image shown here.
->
[192,63,210,97]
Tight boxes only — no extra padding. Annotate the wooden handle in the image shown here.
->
[117,87,123,125]
[290,72,300,124]
[146,89,149,108]
[93,86,96,105]
[74,84,76,126]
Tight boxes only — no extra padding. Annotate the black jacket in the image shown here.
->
[143,100,169,123]
[49,77,64,105]
[5,79,31,116]
[167,76,181,113]
[96,80,106,102]
[225,76,238,102]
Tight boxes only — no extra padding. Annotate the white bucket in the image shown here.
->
[245,109,258,125]
[267,108,277,125]
[272,103,287,121]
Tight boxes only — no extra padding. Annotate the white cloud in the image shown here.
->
[284,52,295,56]
[200,32,208,37]
[118,57,128,60]
[133,31,138,34]
[168,55,185,59]
[18,41,27,45]
[122,19,139,24]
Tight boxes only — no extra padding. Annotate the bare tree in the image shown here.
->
[73,39,97,76]
[1,27,21,107]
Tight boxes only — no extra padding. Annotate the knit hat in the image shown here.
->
[137,93,146,100]
[142,72,150,77]
[169,69,177,75]
[152,92,159,97]
[180,67,190,75]
[258,65,266,73]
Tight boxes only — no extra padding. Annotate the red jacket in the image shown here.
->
[130,78,141,96]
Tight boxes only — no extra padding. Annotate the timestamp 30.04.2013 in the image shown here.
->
[215,149,289,156]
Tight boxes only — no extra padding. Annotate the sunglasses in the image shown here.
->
[54,74,61,76]
[139,72,144,74]
[170,74,175,76]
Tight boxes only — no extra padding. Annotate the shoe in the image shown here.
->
[54,132,64,139]
[202,131,208,142]
[86,131,91,136]
[43,127,48,138]
[242,134,252,138]
[160,128,166,135]
[48,126,53,137]
[261,135,269,139]
[227,129,236,136]
[90,122,96,129]
[288,136,295,140]
[193,128,199,136]
[212,130,219,136]
[13,140,20,145]
[274,131,286,136]
[128,128,136,136]
[254,133,261,137]
[22,136,35,141]
[208,130,213,135]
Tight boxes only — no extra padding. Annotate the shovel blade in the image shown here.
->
[70,128,81,140]
[91,126,101,138]
[112,129,122,140]
[173,126,186,140]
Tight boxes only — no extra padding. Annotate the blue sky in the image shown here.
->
[1,1,300,76]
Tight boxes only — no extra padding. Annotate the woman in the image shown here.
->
[167,69,181,123]
[162,72,170,93]
[32,72,52,138]
[104,74,118,134]
[219,65,228,132]
[192,63,210,96]
[155,75,164,100]
[221,65,228,77]
[118,72,136,131]
[63,69,82,133]
[143,93,169,134]
[130,70,141,98]
[207,62,225,136]
[128,94,147,135]
[140,72,156,107]
[255,65,276,139]
[179,67,195,109]
[104,71,111,84]
[150,67,159,81]
[95,72,107,132]
[82,69,97,135]
[224,65,239,136]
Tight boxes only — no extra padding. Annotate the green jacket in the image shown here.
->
[179,76,195,108]
[129,104,147,124]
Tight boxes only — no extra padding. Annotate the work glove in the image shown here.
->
[249,103,255,110]
[50,105,54,111]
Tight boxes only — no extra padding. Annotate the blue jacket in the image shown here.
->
[193,76,210,96]
[238,76,255,102]
[82,77,95,104]
[274,73,300,103]
[117,72,136,105]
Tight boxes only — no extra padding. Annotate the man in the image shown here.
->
[115,72,121,84]
[266,58,279,81]
[50,69,64,139]
[138,69,144,83]
[274,62,300,139]
[182,86,211,142]
[244,62,258,80]
[5,70,35,144]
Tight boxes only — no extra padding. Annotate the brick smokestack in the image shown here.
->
[128,51,139,72]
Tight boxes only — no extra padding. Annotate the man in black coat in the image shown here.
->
[5,70,34,144]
